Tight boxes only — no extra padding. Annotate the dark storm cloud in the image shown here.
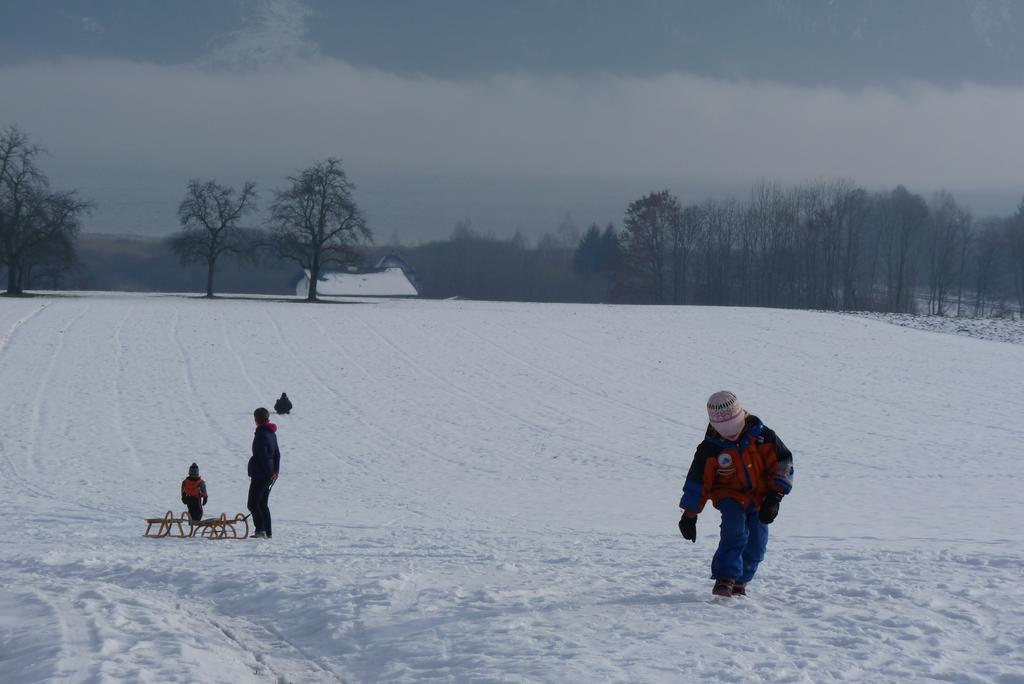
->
[1,0,1022,238]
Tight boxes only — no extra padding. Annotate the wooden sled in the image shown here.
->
[143,510,187,538]
[186,512,250,540]
[143,510,250,539]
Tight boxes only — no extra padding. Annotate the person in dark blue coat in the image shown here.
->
[247,407,281,539]
[274,392,292,415]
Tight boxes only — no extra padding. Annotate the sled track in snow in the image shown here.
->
[301,309,370,377]
[0,301,47,358]
[5,560,346,682]
[48,584,104,682]
[265,307,441,521]
[170,304,235,452]
[452,319,687,429]
[349,310,570,462]
[262,307,382,480]
[27,305,92,478]
[411,315,656,467]
[15,304,110,511]
[0,588,64,683]
[298,308,456,469]
[112,305,142,470]
[0,304,54,505]
[218,312,264,405]
[349,309,636,466]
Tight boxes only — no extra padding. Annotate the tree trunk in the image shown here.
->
[307,255,320,302]
[955,239,968,317]
[6,262,21,295]
[206,258,216,298]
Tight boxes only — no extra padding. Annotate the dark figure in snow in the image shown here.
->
[274,392,292,415]
[181,462,209,522]
[248,407,281,539]
[678,391,794,597]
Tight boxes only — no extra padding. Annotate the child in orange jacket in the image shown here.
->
[181,462,209,522]
[678,391,794,597]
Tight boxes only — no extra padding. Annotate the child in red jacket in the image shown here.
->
[678,391,794,597]
[181,462,209,522]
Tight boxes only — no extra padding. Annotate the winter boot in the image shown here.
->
[731,582,746,596]
[252,531,267,539]
[712,578,735,597]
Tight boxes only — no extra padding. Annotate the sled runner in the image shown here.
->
[143,511,187,538]
[143,510,250,539]
[188,512,251,540]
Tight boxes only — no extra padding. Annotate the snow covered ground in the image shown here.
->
[848,311,1024,347]
[1,294,1022,683]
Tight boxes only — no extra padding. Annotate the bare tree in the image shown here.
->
[954,224,973,317]
[835,185,869,311]
[0,126,46,294]
[925,191,970,315]
[873,186,928,312]
[699,198,740,305]
[23,222,79,290]
[269,159,371,301]
[759,184,798,308]
[786,180,856,310]
[620,190,682,303]
[1009,196,1024,315]
[0,126,88,295]
[169,179,258,297]
[668,204,704,305]
[969,218,1002,316]
[740,182,779,307]
[24,191,87,293]
[952,200,974,317]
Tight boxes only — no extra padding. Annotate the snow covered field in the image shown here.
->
[1,293,1022,683]
[848,310,1024,347]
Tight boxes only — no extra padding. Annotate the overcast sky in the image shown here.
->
[2,0,1023,240]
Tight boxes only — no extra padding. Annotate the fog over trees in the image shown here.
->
[4,122,1024,316]
[372,180,1024,318]
[375,179,1024,318]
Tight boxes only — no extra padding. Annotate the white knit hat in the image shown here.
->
[707,391,745,439]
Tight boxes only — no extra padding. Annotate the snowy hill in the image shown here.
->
[1,294,1022,682]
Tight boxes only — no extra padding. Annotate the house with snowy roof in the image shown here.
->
[294,264,419,298]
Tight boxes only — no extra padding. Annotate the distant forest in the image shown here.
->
[8,182,1024,318]
[3,126,1024,315]
[383,181,1024,317]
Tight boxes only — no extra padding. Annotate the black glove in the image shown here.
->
[678,514,697,542]
[181,496,187,505]
[202,497,208,506]
[759,491,783,524]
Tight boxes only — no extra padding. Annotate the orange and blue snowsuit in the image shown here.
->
[679,414,793,583]
[181,476,208,522]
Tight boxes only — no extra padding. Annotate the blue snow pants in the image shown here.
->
[711,498,769,583]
